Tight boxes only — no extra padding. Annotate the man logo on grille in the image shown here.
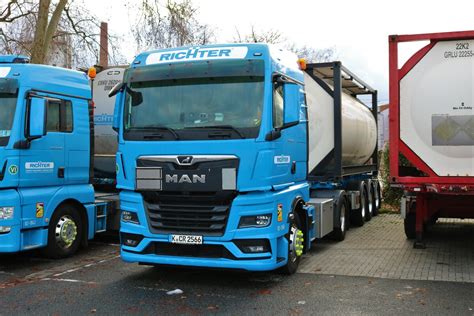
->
[177,156,193,165]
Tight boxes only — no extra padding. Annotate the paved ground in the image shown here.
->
[0,214,473,315]
[300,214,474,283]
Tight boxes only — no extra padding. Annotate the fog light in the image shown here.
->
[234,239,271,254]
[0,207,14,220]
[0,226,11,233]
[120,232,143,247]
[238,214,272,228]
[122,211,140,224]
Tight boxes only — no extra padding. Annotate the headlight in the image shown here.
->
[0,207,14,220]
[238,214,272,228]
[0,226,11,233]
[122,210,140,224]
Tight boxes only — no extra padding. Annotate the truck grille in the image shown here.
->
[142,191,236,236]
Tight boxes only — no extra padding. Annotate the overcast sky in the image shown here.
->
[82,0,474,104]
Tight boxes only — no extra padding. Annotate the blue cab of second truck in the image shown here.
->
[116,44,317,272]
[0,56,100,256]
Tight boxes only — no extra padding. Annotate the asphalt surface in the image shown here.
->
[1,238,473,315]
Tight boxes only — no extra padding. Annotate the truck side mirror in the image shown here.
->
[28,97,47,138]
[112,92,122,133]
[283,83,301,125]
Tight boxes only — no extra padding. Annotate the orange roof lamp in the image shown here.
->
[297,58,307,70]
[88,67,97,79]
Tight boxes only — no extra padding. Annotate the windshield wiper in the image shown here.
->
[185,125,245,139]
[133,126,180,140]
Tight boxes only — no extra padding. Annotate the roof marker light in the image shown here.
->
[297,58,307,70]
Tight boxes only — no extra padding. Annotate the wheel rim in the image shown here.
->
[289,225,304,263]
[340,204,346,232]
[55,215,78,250]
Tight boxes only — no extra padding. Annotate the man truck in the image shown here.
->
[389,31,474,247]
[0,55,120,258]
[112,44,382,273]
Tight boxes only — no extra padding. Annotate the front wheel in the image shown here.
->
[42,204,83,259]
[279,214,304,275]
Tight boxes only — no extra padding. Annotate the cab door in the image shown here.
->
[19,96,68,188]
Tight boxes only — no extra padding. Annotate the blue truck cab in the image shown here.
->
[0,55,112,258]
[113,44,381,273]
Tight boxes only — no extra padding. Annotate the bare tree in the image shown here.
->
[132,0,214,51]
[233,25,285,44]
[232,26,337,62]
[0,0,125,67]
[286,43,337,63]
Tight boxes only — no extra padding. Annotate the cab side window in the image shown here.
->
[46,100,73,133]
[273,84,284,128]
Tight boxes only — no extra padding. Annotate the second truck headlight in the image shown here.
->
[238,214,272,228]
[0,207,14,220]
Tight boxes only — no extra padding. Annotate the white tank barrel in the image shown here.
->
[92,68,124,181]
[305,72,377,171]
[400,39,474,177]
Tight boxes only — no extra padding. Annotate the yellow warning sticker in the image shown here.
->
[277,203,283,222]
[36,202,44,218]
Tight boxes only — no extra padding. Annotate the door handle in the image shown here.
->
[50,146,63,150]
[58,167,65,178]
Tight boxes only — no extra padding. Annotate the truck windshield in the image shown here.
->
[0,94,17,146]
[123,76,265,140]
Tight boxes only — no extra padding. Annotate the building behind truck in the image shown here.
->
[0,55,119,258]
[112,44,382,274]
[389,31,474,247]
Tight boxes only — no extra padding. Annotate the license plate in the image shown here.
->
[171,234,203,245]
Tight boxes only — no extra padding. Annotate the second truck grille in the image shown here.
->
[142,191,236,236]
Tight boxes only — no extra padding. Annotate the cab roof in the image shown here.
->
[0,60,91,100]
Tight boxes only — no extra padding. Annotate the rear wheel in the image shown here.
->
[351,186,367,227]
[364,185,372,222]
[404,212,416,239]
[331,195,347,241]
[279,214,304,275]
[42,204,83,259]
[370,182,378,216]
[375,181,382,210]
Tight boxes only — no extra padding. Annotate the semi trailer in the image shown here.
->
[0,55,119,258]
[389,31,474,247]
[112,44,381,273]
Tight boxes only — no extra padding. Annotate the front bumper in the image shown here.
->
[121,236,288,271]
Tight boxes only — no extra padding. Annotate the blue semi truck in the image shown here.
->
[0,55,119,258]
[112,44,381,273]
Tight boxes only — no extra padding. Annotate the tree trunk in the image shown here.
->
[30,0,68,64]
[30,0,51,64]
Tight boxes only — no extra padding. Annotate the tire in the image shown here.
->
[375,181,382,210]
[370,182,378,216]
[42,204,83,259]
[364,185,372,222]
[351,185,366,227]
[279,213,304,275]
[404,201,417,239]
[331,195,347,241]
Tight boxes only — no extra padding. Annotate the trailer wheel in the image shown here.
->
[351,185,367,227]
[404,208,416,240]
[370,182,378,216]
[43,204,83,259]
[331,195,347,241]
[364,185,372,222]
[375,181,382,210]
[279,214,304,275]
